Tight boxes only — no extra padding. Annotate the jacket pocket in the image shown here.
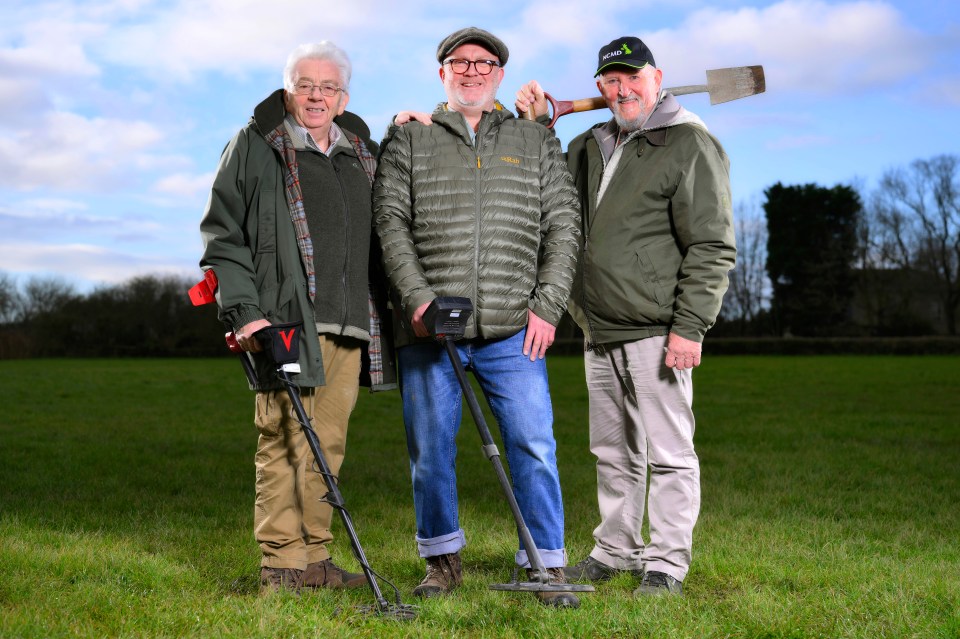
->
[254,391,282,436]
[257,273,297,322]
[256,188,277,253]
[636,250,665,308]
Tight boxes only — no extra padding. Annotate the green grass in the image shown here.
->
[1,356,958,638]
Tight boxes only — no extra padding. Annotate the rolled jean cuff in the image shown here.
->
[416,528,466,558]
[515,548,567,569]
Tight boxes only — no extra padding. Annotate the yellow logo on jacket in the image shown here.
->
[500,156,520,165]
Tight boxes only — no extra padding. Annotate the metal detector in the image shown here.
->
[189,273,416,620]
[422,297,594,596]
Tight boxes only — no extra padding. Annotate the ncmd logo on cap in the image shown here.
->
[595,36,656,76]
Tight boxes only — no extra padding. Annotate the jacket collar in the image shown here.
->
[432,101,512,143]
[591,92,704,161]
[253,89,287,136]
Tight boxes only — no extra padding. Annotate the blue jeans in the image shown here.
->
[398,330,567,568]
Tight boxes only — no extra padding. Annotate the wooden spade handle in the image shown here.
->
[522,93,607,128]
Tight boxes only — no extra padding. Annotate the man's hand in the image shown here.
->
[394,111,433,126]
[665,332,702,371]
[523,310,556,361]
[236,319,272,352]
[514,80,548,119]
[411,301,432,338]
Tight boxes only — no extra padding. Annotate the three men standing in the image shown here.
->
[200,29,734,604]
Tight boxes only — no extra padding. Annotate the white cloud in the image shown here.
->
[0,111,165,191]
[643,0,930,96]
[0,19,102,79]
[0,241,196,290]
[93,0,388,79]
[154,171,215,198]
[0,199,165,249]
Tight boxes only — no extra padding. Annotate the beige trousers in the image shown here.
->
[254,334,361,570]
[584,335,700,582]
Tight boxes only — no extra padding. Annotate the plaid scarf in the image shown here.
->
[263,124,389,388]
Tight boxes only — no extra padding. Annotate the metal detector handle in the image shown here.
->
[225,331,259,387]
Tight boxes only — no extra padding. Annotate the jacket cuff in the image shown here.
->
[405,291,437,322]
[528,298,561,327]
[670,321,706,343]
[231,305,267,333]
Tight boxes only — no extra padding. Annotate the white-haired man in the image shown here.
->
[199,42,396,595]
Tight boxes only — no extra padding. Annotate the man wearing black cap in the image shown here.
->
[516,37,736,596]
[374,27,582,607]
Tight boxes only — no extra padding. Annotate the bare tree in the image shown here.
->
[871,155,960,334]
[721,198,768,328]
[17,276,79,323]
[0,271,19,324]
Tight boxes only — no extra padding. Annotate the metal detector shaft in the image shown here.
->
[274,368,392,611]
[440,336,549,582]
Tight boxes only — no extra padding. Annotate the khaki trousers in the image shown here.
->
[584,335,700,582]
[254,334,361,570]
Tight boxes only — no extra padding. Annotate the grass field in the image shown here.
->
[1,355,958,638]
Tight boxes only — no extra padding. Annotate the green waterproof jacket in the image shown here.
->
[566,94,736,346]
[373,103,581,347]
[199,90,396,392]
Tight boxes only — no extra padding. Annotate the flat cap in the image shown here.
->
[436,27,509,66]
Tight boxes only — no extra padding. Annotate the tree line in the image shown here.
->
[717,154,959,337]
[0,274,225,359]
[2,154,957,358]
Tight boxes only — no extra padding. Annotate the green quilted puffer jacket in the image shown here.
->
[373,104,581,347]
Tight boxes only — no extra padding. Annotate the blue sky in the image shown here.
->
[2,0,958,292]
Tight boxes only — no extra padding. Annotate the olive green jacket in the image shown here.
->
[373,103,581,347]
[199,90,396,391]
[566,94,736,346]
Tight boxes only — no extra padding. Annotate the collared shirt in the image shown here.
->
[283,113,342,155]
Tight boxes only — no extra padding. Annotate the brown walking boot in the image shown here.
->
[259,567,303,596]
[527,567,580,609]
[301,558,367,589]
[412,552,463,598]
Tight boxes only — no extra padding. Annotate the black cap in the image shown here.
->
[437,27,509,66]
[595,36,656,76]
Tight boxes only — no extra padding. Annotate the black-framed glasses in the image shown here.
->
[293,82,344,97]
[443,58,500,75]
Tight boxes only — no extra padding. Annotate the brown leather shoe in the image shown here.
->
[259,567,303,596]
[301,559,367,589]
[527,567,580,609]
[412,552,463,598]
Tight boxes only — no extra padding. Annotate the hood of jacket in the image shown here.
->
[592,92,706,161]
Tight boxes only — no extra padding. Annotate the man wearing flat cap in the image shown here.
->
[517,37,736,596]
[374,27,582,607]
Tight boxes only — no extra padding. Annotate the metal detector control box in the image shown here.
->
[423,297,473,338]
